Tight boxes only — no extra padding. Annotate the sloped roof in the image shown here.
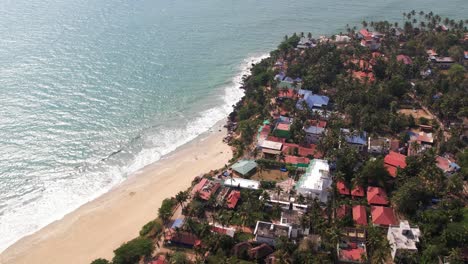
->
[371,206,397,226]
[353,205,368,225]
[384,151,407,177]
[337,205,350,219]
[367,186,389,205]
[341,129,367,145]
[227,190,241,209]
[231,160,258,176]
[397,55,413,65]
[351,185,365,197]
[285,155,310,165]
[337,181,350,195]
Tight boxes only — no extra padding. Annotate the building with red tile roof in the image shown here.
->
[285,155,310,168]
[336,205,350,219]
[367,186,389,205]
[266,136,286,143]
[281,143,322,158]
[226,190,241,209]
[192,178,220,201]
[351,185,365,197]
[352,71,375,83]
[397,55,413,65]
[371,206,397,226]
[353,205,368,226]
[149,255,168,264]
[337,181,350,195]
[337,240,367,264]
[164,229,201,248]
[277,89,297,99]
[384,151,407,177]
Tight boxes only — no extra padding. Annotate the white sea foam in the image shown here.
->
[0,53,269,253]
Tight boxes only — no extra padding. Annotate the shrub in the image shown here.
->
[112,237,155,264]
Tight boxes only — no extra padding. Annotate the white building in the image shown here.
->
[224,177,260,190]
[254,221,292,246]
[387,221,421,260]
[295,159,331,203]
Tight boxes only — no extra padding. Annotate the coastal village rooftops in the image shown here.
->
[254,221,292,239]
[266,136,286,143]
[211,223,236,237]
[337,205,350,219]
[224,178,260,190]
[296,90,329,110]
[397,55,413,65]
[276,123,291,131]
[231,159,257,176]
[165,229,201,248]
[337,240,367,263]
[277,89,297,99]
[352,71,375,83]
[351,185,365,197]
[285,155,310,166]
[371,206,397,226]
[432,56,455,63]
[337,181,350,195]
[426,49,438,57]
[387,221,421,259]
[192,178,220,200]
[384,151,407,177]
[260,140,283,151]
[353,205,368,226]
[367,186,389,205]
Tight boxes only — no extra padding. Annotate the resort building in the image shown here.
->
[387,221,421,260]
[340,129,368,152]
[353,205,368,226]
[430,56,455,69]
[304,120,327,144]
[260,140,283,158]
[351,185,365,198]
[337,181,350,196]
[384,151,407,178]
[284,155,310,168]
[164,229,201,248]
[371,206,397,227]
[337,227,367,263]
[436,155,460,174]
[192,178,220,201]
[367,186,389,205]
[368,137,390,154]
[231,159,257,177]
[273,122,292,139]
[295,159,331,203]
[254,221,292,246]
[296,90,330,111]
[224,178,260,190]
[280,210,308,238]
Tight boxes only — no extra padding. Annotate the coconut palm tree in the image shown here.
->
[175,190,189,210]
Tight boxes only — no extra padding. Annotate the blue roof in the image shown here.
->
[294,77,303,82]
[341,129,367,145]
[295,90,329,110]
[171,218,184,229]
[304,126,325,134]
[283,76,294,83]
[275,72,286,81]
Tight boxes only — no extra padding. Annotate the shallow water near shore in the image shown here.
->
[0,0,466,252]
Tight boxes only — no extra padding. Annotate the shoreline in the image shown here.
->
[0,120,233,264]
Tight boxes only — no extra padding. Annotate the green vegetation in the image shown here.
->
[112,237,154,264]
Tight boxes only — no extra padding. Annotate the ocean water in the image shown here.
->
[0,0,466,252]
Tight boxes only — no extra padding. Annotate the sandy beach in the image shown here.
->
[0,122,232,264]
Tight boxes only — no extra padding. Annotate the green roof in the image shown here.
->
[231,160,258,176]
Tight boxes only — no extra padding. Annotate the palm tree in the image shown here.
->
[175,191,189,210]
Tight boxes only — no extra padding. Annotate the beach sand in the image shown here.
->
[0,122,232,264]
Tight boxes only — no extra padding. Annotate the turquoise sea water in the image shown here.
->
[0,0,466,252]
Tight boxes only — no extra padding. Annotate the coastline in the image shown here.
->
[0,120,232,264]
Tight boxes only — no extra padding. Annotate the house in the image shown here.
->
[304,120,327,144]
[430,56,455,69]
[357,28,372,39]
[297,37,316,49]
[211,223,236,237]
[254,221,292,246]
[360,38,381,50]
[226,190,241,209]
[164,229,201,248]
[334,35,351,43]
[232,242,252,259]
[351,185,365,197]
[353,205,368,226]
[336,205,350,219]
[260,140,283,158]
[274,72,286,82]
[368,137,390,154]
[384,151,407,178]
[285,155,310,168]
[192,178,220,200]
[367,186,389,205]
[295,159,331,203]
[273,122,292,139]
[282,143,322,158]
[337,229,367,264]
[340,129,368,152]
[277,89,297,100]
[397,55,413,65]
[231,159,257,177]
[296,90,330,110]
[280,210,308,238]
[436,155,461,174]
[337,181,350,195]
[249,243,274,260]
[224,178,260,190]
[149,255,168,264]
[387,221,421,260]
[352,71,375,83]
[371,206,397,226]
